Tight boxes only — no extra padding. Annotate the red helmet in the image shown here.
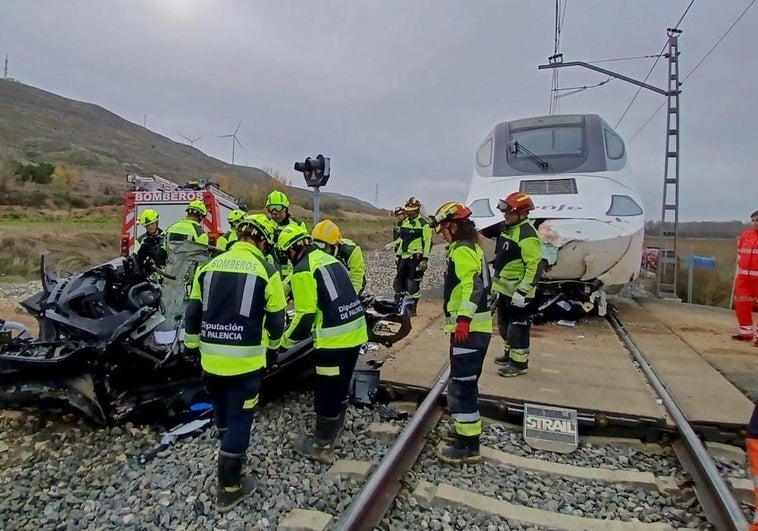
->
[497,192,535,214]
[404,196,421,213]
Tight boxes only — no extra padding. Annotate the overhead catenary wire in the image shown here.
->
[614,0,696,129]
[628,0,756,143]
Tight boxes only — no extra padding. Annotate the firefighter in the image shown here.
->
[431,202,492,464]
[266,191,307,280]
[163,199,210,245]
[134,209,167,271]
[184,215,286,512]
[384,207,406,257]
[732,210,758,344]
[492,192,543,378]
[216,209,246,251]
[746,401,758,530]
[311,219,366,295]
[393,197,432,316]
[278,224,368,464]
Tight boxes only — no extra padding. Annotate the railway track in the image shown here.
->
[298,307,753,531]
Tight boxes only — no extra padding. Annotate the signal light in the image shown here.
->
[294,154,330,187]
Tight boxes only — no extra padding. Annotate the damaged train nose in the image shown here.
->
[539,218,644,289]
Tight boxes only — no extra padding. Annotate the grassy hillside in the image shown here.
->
[0,79,383,216]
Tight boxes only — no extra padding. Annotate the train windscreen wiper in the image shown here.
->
[511,141,549,170]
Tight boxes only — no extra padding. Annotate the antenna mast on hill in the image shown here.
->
[375,184,379,206]
[4,54,8,79]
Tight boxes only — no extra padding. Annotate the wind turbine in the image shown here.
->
[219,121,244,166]
[180,134,204,147]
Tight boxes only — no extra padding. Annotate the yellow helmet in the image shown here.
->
[237,214,275,244]
[186,199,208,217]
[266,190,290,209]
[277,224,310,251]
[228,209,246,224]
[431,201,472,233]
[139,209,159,226]
[311,219,342,245]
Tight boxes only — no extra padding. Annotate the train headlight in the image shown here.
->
[606,195,643,217]
[468,198,494,218]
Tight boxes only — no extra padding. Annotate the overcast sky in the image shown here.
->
[1,0,755,221]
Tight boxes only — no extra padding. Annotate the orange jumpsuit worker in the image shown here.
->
[732,210,758,344]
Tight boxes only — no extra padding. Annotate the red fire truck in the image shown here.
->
[120,173,241,256]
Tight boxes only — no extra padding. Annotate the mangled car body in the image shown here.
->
[0,242,410,424]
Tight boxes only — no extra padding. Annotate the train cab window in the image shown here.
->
[511,126,583,157]
[468,198,494,218]
[476,138,493,167]
[604,129,625,160]
[606,195,642,216]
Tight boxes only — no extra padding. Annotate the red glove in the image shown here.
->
[454,318,470,343]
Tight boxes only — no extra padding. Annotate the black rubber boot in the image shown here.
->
[332,402,348,449]
[408,300,418,317]
[493,350,510,366]
[293,415,342,464]
[216,451,257,512]
[498,361,528,378]
[437,435,481,464]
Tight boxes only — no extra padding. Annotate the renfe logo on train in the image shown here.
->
[523,403,579,454]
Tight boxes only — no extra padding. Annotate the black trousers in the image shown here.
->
[448,332,491,437]
[313,346,361,417]
[203,371,261,454]
[393,257,424,301]
[496,295,532,365]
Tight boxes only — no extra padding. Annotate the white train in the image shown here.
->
[465,114,644,315]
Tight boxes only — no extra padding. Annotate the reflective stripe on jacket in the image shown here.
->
[397,216,432,258]
[738,228,758,274]
[184,241,286,376]
[443,240,493,334]
[337,238,366,294]
[283,246,368,350]
[492,219,542,297]
[164,219,209,245]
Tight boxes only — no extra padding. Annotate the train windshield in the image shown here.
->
[510,126,583,158]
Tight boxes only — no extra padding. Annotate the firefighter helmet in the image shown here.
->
[186,199,208,217]
[266,190,290,209]
[228,209,246,224]
[139,209,159,226]
[432,201,472,233]
[237,214,274,244]
[404,196,421,213]
[277,224,311,251]
[393,207,405,216]
[311,220,342,245]
[497,192,535,214]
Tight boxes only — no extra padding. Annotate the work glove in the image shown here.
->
[384,242,395,251]
[454,317,471,343]
[416,258,428,272]
[510,290,529,309]
[184,346,200,358]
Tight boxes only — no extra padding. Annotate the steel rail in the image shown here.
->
[335,364,450,531]
[606,310,748,531]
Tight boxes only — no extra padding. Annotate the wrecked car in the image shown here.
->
[0,242,410,424]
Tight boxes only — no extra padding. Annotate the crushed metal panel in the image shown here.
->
[523,403,578,453]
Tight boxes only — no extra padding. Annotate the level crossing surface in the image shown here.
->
[379,297,755,431]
